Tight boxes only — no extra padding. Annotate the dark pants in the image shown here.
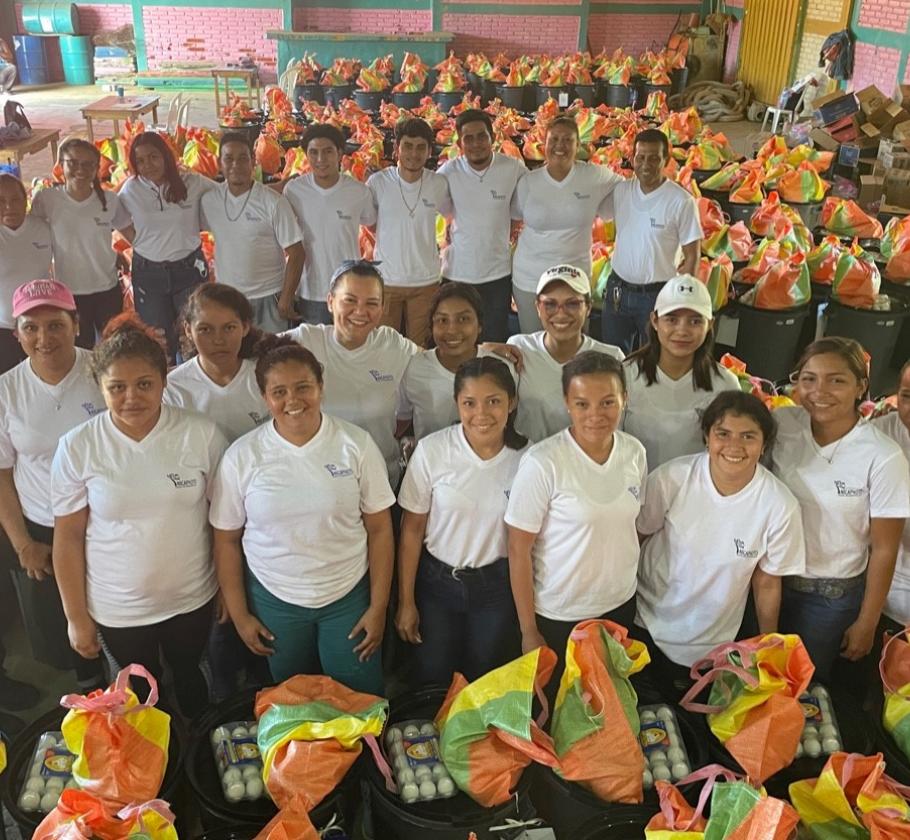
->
[443,274,513,342]
[207,618,270,703]
[1,519,103,686]
[412,551,520,686]
[97,599,214,718]
[132,249,207,362]
[600,273,662,354]
[0,328,24,374]
[73,286,123,350]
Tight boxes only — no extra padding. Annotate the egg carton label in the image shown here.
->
[41,749,74,778]
[403,737,440,765]
[18,731,76,814]
[800,695,823,724]
[383,719,457,803]
[216,737,261,768]
[639,722,670,752]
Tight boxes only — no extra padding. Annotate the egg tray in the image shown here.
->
[797,683,843,759]
[638,704,694,790]
[209,719,268,803]
[382,718,457,803]
[17,731,77,814]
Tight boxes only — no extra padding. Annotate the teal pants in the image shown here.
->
[247,572,383,695]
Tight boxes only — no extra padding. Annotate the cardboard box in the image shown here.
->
[881,200,910,216]
[894,120,910,151]
[860,122,881,139]
[856,85,889,116]
[813,90,859,125]
[885,169,910,209]
[857,174,885,210]
[900,84,910,105]
[810,127,840,151]
[838,140,880,167]
[870,102,910,134]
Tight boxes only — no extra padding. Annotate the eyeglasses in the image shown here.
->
[329,259,383,286]
[538,298,586,315]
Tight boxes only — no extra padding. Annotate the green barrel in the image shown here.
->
[21,1,80,34]
[59,34,93,84]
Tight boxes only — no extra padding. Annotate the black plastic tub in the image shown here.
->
[733,303,811,384]
[575,807,657,840]
[572,83,596,106]
[323,83,354,109]
[392,91,424,109]
[432,90,466,112]
[537,85,568,106]
[596,82,632,108]
[353,90,388,113]
[495,85,527,110]
[292,82,323,108]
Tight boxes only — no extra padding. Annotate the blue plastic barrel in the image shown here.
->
[59,34,93,84]
[12,35,48,86]
[21,1,80,34]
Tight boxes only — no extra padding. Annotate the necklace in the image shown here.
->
[224,184,254,222]
[811,416,861,464]
[397,170,424,218]
[469,157,493,183]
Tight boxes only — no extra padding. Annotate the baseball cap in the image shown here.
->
[536,264,590,298]
[654,274,713,320]
[12,279,77,319]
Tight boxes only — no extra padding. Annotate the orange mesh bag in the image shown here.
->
[34,791,177,840]
[821,197,884,238]
[697,197,725,239]
[831,243,882,309]
[752,252,811,310]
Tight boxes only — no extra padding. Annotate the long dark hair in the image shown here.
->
[454,356,527,451]
[792,336,870,404]
[128,132,188,204]
[253,333,323,393]
[58,137,107,212]
[426,282,484,351]
[179,283,264,360]
[91,312,167,383]
[626,318,721,391]
[700,390,777,452]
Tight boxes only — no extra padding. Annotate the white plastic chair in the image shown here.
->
[176,97,192,132]
[151,92,183,133]
[279,57,297,100]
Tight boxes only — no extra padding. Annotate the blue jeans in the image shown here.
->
[296,297,333,325]
[412,551,520,685]
[779,582,865,684]
[443,274,513,342]
[600,273,661,354]
[74,286,123,349]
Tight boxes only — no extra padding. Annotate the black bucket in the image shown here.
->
[596,82,630,108]
[529,708,706,837]
[575,807,657,839]
[292,82,323,109]
[671,67,689,97]
[823,298,910,396]
[432,90,465,113]
[363,687,535,840]
[220,120,261,146]
[1,705,186,838]
[466,71,482,94]
[728,201,759,227]
[353,90,388,113]
[185,687,355,832]
[572,84,596,106]
[323,83,354,109]
[495,85,527,110]
[783,199,823,231]
[796,282,832,355]
[641,82,672,102]
[392,91,424,110]
[871,692,910,785]
[537,85,568,106]
[191,829,259,840]
[732,303,811,383]
[481,79,497,105]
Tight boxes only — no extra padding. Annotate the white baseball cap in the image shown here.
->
[654,274,714,320]
[536,264,590,298]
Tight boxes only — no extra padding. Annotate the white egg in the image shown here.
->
[37,734,57,750]
[671,763,689,780]
[803,725,818,739]
[656,707,674,722]
[640,711,657,723]
[65,780,78,790]
[224,781,246,802]
[222,767,242,785]
[44,779,64,794]
[401,783,419,803]
[431,764,448,779]
[653,764,672,781]
[414,765,432,782]
[814,685,829,699]
[822,738,840,754]
[19,791,41,811]
[386,728,403,746]
[649,749,668,766]
[419,780,437,799]
[397,768,416,786]
[437,777,455,796]
[389,742,405,762]
[25,777,45,793]
[667,733,681,748]
[795,742,804,758]
[667,747,686,763]
[642,769,653,788]
[419,723,437,736]
[245,778,264,799]
[40,791,59,811]
[663,720,678,736]
[818,700,832,718]
[248,724,258,737]
[403,725,420,738]
[211,726,231,746]
[394,755,410,772]
[241,765,260,780]
[819,724,838,739]
[803,738,821,757]
[231,726,249,739]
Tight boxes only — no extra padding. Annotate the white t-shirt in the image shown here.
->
[0,349,105,526]
[438,153,525,283]
[398,424,525,568]
[772,406,910,579]
[367,167,453,287]
[201,182,301,299]
[511,162,621,292]
[0,216,53,328]
[282,323,419,483]
[164,357,270,443]
[209,414,395,608]
[51,405,228,627]
[873,412,910,625]
[623,361,741,470]
[636,453,805,666]
[397,347,517,441]
[283,173,376,302]
[117,173,216,262]
[30,187,131,295]
[605,179,703,285]
[505,429,646,621]
[507,331,625,442]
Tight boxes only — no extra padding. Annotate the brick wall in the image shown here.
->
[794,31,826,80]
[292,7,431,32]
[587,12,678,56]
[851,42,902,93]
[446,0,580,5]
[142,6,283,79]
[858,0,910,32]
[441,12,580,56]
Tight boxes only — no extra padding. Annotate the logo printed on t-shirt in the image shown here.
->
[335,209,352,221]
[243,211,262,223]
[489,189,506,201]
[573,191,591,200]
[627,486,640,500]
[32,241,50,250]
[81,402,104,416]
[834,480,865,497]
[325,463,353,478]
[733,538,759,559]
[93,217,108,227]
[421,198,435,209]
[248,411,269,425]
[369,369,394,382]
[166,473,198,489]
[650,217,667,230]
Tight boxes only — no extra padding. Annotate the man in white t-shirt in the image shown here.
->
[367,118,452,347]
[284,124,376,325]
[601,128,703,353]
[438,110,525,342]
[201,133,304,333]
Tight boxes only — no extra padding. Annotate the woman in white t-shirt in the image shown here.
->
[623,274,739,470]
[397,282,517,441]
[210,335,396,694]
[506,351,646,689]
[117,132,216,361]
[0,280,106,696]
[51,314,228,717]
[31,138,130,350]
[397,356,526,684]
[0,174,52,372]
[510,115,621,332]
[508,264,624,443]
[636,390,805,698]
[773,337,910,683]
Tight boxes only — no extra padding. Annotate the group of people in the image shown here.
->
[0,111,908,720]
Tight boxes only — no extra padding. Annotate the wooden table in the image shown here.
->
[0,128,60,168]
[80,95,160,142]
[211,67,262,118]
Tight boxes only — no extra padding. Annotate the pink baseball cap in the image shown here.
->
[12,279,77,318]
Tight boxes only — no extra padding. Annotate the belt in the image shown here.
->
[134,247,203,269]
[610,273,666,293]
[784,573,865,599]
[421,549,507,581]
